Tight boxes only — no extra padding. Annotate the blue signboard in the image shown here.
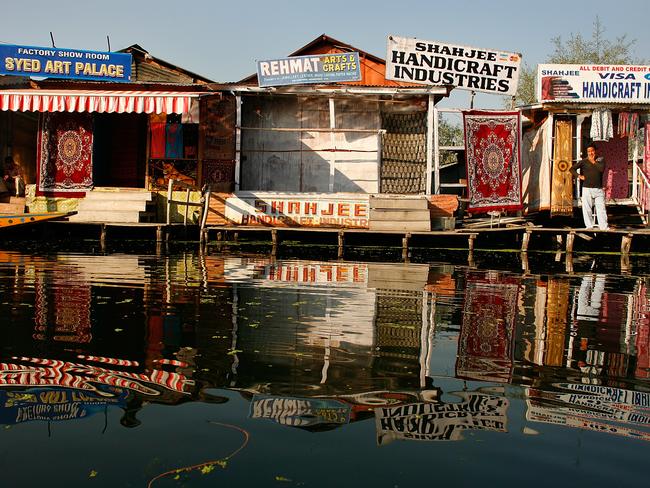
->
[0,44,132,82]
[257,52,362,87]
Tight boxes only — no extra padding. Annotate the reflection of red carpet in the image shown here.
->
[37,112,93,196]
[456,272,519,383]
[463,111,522,212]
[34,271,91,344]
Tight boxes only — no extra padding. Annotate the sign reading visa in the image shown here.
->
[0,44,132,82]
[386,35,521,95]
[257,52,361,87]
[538,64,650,103]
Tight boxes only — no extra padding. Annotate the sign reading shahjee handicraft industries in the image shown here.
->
[225,194,370,228]
[0,44,132,82]
[537,64,650,103]
[257,52,361,87]
[386,35,521,95]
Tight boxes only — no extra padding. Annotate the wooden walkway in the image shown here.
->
[9,220,648,257]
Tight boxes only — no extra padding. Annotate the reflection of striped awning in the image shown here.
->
[0,90,201,114]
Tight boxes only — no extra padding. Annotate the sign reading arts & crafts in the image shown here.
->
[225,193,370,228]
[538,64,650,103]
[386,35,521,95]
[0,44,132,82]
[257,52,361,87]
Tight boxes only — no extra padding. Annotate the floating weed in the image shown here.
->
[227,349,243,356]
[89,470,98,478]
[275,476,292,482]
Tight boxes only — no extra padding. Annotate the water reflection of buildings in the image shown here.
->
[2,249,650,442]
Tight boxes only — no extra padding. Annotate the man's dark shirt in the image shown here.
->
[570,157,605,188]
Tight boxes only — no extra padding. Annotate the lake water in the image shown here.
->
[0,245,649,487]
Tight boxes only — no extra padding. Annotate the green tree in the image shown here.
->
[513,17,642,106]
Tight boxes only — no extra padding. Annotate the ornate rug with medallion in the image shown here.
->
[463,110,522,213]
[456,271,519,383]
[37,112,94,196]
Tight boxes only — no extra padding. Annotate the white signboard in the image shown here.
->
[225,193,370,228]
[537,64,650,103]
[386,35,521,95]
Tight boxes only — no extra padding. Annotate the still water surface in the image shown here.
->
[0,247,649,487]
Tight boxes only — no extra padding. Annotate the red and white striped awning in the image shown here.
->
[0,89,202,114]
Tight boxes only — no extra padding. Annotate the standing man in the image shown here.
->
[570,143,609,230]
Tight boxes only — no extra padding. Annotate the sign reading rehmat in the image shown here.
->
[386,36,521,95]
[538,64,650,103]
[0,44,132,82]
[463,110,522,212]
[257,52,361,87]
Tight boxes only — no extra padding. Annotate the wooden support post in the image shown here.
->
[100,224,107,251]
[156,225,164,243]
[521,231,531,252]
[338,231,345,259]
[233,232,239,242]
[621,233,633,255]
[565,253,574,273]
[217,231,223,241]
[468,234,476,252]
[621,254,631,274]
[520,252,529,273]
[402,233,411,261]
[566,232,575,254]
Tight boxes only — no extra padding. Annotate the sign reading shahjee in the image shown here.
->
[537,64,650,103]
[386,35,521,95]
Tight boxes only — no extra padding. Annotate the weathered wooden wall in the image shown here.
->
[240,95,380,193]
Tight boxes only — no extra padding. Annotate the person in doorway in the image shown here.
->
[3,156,25,197]
[570,143,609,230]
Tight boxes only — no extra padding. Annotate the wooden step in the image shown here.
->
[369,220,431,232]
[83,190,154,202]
[370,196,429,210]
[68,210,156,223]
[78,199,152,211]
[0,202,26,213]
[370,209,431,221]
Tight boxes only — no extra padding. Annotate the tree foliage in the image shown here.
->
[513,17,641,106]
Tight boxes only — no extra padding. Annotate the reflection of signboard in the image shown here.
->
[263,262,367,285]
[0,388,128,425]
[553,383,650,410]
[537,64,650,103]
[0,44,132,82]
[200,96,236,160]
[257,52,362,87]
[251,395,350,427]
[225,193,370,228]
[386,35,521,95]
[375,392,508,444]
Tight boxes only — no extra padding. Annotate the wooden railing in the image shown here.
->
[634,160,650,222]
[166,179,204,225]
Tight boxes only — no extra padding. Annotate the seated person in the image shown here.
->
[3,156,25,197]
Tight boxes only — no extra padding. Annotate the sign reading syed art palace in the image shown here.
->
[537,64,650,103]
[386,35,521,95]
[257,52,362,87]
[0,44,132,82]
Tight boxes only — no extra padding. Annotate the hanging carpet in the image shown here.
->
[37,112,94,196]
[594,136,629,199]
[643,122,650,210]
[550,119,573,216]
[463,110,522,213]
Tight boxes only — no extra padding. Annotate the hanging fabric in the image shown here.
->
[594,136,629,199]
[150,122,166,159]
[590,108,613,141]
[37,112,94,196]
[550,119,574,216]
[165,123,184,159]
[463,110,522,213]
[642,121,650,211]
[522,117,552,212]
